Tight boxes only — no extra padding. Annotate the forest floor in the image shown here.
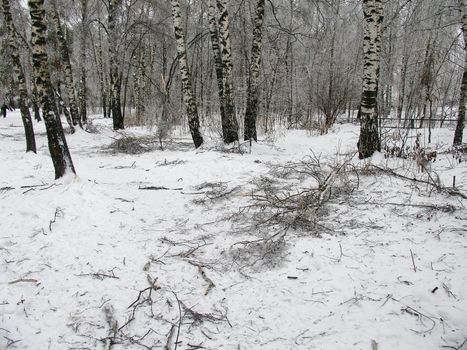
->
[0,112,466,350]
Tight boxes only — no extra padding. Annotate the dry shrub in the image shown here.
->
[106,134,159,154]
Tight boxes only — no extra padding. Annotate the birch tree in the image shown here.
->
[216,0,239,143]
[357,0,383,159]
[454,0,466,145]
[171,0,203,148]
[2,0,36,153]
[244,0,266,142]
[51,0,81,128]
[28,0,75,178]
[208,0,226,135]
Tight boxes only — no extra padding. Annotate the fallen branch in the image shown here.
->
[114,161,136,169]
[361,201,457,212]
[49,207,63,231]
[371,165,467,199]
[0,186,14,193]
[441,338,467,350]
[8,278,38,285]
[20,183,48,189]
[139,186,183,191]
[77,268,119,280]
[410,249,417,272]
[172,291,182,350]
[115,197,134,203]
[188,261,215,295]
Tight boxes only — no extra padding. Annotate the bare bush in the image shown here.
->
[106,134,159,154]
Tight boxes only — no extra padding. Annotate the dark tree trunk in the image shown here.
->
[54,84,75,133]
[3,0,36,153]
[454,0,466,145]
[32,100,41,121]
[97,20,107,118]
[109,0,124,130]
[29,0,75,179]
[79,0,88,124]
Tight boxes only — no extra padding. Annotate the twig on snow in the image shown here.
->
[3,336,21,349]
[165,325,175,350]
[8,278,38,285]
[139,185,183,191]
[0,186,14,194]
[172,291,182,350]
[410,249,417,272]
[441,338,467,350]
[442,283,457,299]
[49,207,63,232]
[77,268,119,280]
[188,261,215,295]
[371,165,467,199]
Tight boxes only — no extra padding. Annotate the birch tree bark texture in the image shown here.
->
[29,0,76,179]
[171,0,203,148]
[454,0,466,146]
[244,0,266,142]
[208,0,226,137]
[216,0,239,144]
[357,0,383,159]
[2,0,36,153]
[51,0,81,128]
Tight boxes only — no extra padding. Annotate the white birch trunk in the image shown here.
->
[171,0,203,148]
[28,0,75,178]
[216,0,239,143]
[357,0,383,159]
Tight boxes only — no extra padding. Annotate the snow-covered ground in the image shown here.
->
[0,111,466,350]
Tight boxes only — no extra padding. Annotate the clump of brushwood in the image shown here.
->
[107,133,160,154]
[229,152,358,270]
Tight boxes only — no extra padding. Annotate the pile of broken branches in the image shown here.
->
[228,152,358,270]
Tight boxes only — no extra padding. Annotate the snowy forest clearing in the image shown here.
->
[0,112,466,349]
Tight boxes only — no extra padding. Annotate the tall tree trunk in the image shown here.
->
[454,0,467,145]
[109,0,124,130]
[244,0,266,141]
[2,0,36,153]
[171,0,203,148]
[396,54,408,121]
[28,0,75,178]
[97,17,107,118]
[54,83,75,133]
[216,0,239,143]
[357,0,383,159]
[207,0,226,134]
[51,0,81,128]
[79,0,88,124]
[134,47,145,123]
[32,85,41,122]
